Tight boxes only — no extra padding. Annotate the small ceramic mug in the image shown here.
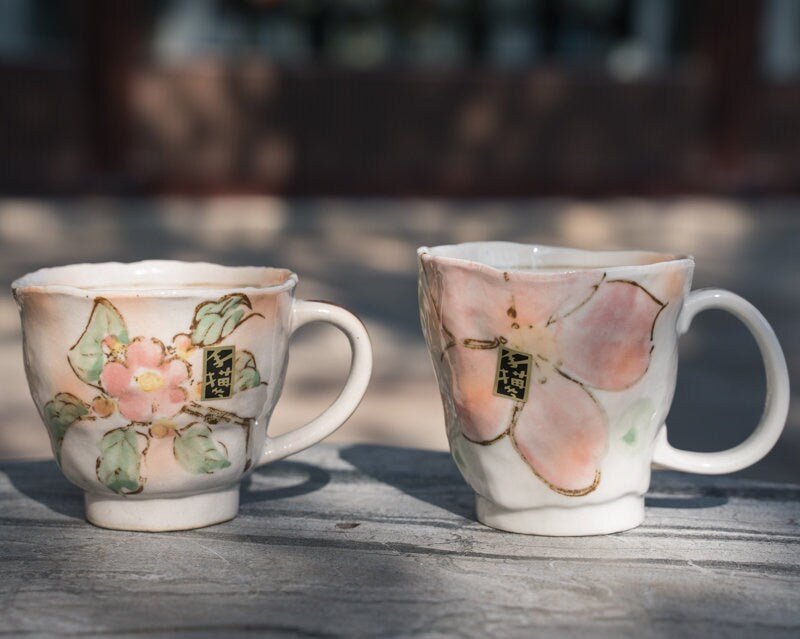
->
[418,242,789,536]
[12,261,372,531]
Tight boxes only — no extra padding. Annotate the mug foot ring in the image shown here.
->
[85,486,240,532]
[476,494,645,536]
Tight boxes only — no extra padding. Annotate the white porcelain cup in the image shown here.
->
[12,261,372,531]
[418,242,789,535]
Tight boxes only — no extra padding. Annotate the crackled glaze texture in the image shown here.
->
[419,243,694,534]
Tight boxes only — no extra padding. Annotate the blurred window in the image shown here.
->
[0,0,73,59]
[762,0,800,80]
[147,0,698,78]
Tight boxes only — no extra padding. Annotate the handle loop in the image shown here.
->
[258,300,372,466]
[653,288,789,474]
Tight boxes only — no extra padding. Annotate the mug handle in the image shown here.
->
[652,289,790,474]
[258,300,372,466]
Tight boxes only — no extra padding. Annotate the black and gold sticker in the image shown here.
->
[494,346,532,402]
[202,345,236,401]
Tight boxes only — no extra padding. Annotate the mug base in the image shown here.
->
[475,493,644,536]
[85,485,240,532]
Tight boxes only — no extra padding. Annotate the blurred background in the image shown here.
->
[0,0,797,482]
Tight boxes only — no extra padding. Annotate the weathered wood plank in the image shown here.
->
[0,444,798,638]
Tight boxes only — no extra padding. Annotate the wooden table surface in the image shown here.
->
[1,443,798,638]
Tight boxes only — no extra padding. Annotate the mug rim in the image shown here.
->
[418,242,694,275]
[11,260,298,298]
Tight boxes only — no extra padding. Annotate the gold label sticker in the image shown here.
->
[202,345,236,401]
[494,346,532,402]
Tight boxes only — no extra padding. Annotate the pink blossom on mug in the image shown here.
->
[33,292,270,496]
[422,259,665,496]
[100,337,190,423]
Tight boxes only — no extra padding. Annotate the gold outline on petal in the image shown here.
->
[455,338,605,495]
[459,389,603,497]
[462,429,509,446]
[606,278,665,306]
[508,389,602,497]
[514,370,605,496]
[447,274,668,498]
[461,401,520,446]
[556,279,668,391]
[441,324,456,356]
[462,337,502,349]
[419,259,456,360]
[605,278,666,342]
[559,272,607,319]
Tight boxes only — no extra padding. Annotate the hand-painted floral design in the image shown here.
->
[42,295,267,495]
[100,337,190,422]
[421,259,666,496]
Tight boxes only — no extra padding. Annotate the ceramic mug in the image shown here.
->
[12,261,372,531]
[418,242,789,535]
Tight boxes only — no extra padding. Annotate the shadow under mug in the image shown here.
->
[12,261,372,532]
[418,242,789,536]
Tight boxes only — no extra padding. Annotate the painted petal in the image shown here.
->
[117,392,153,423]
[161,358,190,387]
[433,261,514,341]
[429,257,605,346]
[508,272,603,331]
[150,387,186,420]
[100,361,133,397]
[448,346,514,442]
[511,372,606,494]
[125,337,165,369]
[555,280,664,391]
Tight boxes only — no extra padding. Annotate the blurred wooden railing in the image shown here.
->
[2,0,800,196]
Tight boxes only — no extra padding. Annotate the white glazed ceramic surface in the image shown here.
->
[13,261,372,531]
[418,243,789,536]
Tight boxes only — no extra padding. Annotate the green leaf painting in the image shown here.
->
[174,423,232,474]
[54,294,263,497]
[190,294,262,346]
[234,350,261,391]
[97,426,142,494]
[68,298,130,385]
[43,393,90,454]
[618,398,655,450]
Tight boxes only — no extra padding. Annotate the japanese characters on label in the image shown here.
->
[494,346,532,402]
[202,345,236,401]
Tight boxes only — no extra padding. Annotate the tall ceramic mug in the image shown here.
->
[418,243,789,535]
[12,261,372,531]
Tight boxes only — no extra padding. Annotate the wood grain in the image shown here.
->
[0,444,798,638]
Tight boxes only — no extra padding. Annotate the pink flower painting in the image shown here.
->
[422,260,666,496]
[41,294,267,495]
[100,337,190,423]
